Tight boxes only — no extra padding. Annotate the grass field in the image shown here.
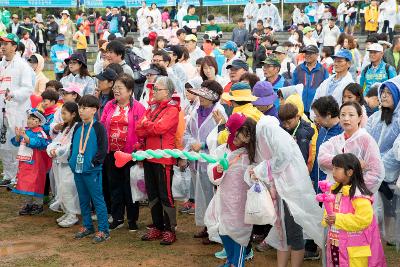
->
[0,188,399,267]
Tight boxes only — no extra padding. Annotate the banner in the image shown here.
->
[203,0,279,5]
[0,0,75,6]
[284,0,338,3]
[86,0,176,7]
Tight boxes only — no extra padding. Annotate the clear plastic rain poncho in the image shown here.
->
[318,128,385,194]
[206,145,252,247]
[252,116,323,250]
[366,77,400,246]
[183,102,227,226]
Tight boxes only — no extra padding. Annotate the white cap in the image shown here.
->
[367,43,384,52]
[61,10,70,16]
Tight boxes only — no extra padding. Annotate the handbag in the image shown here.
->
[244,181,276,225]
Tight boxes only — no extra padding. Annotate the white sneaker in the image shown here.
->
[91,214,97,221]
[108,214,113,224]
[58,214,79,228]
[49,201,63,213]
[56,213,68,223]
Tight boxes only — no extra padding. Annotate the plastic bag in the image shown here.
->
[172,165,191,200]
[244,182,276,225]
[130,165,147,202]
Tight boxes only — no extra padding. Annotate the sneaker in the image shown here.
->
[58,214,79,228]
[128,222,138,232]
[245,249,254,261]
[141,228,163,241]
[92,231,110,244]
[30,204,44,215]
[304,250,321,261]
[108,214,113,224]
[146,223,156,230]
[179,201,192,213]
[109,220,124,231]
[56,213,68,223]
[160,231,176,245]
[19,204,32,216]
[75,227,95,239]
[91,213,97,221]
[49,201,63,213]
[255,241,272,252]
[187,203,195,215]
[194,227,208,238]
[0,179,11,187]
[214,248,227,259]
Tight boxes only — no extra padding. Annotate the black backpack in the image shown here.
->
[282,62,293,84]
[124,48,146,84]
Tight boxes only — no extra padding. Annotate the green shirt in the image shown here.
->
[205,24,222,34]
[183,15,200,29]
[394,52,400,68]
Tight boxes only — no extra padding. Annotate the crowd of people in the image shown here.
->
[0,1,399,267]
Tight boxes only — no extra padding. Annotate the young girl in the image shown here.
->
[169,20,180,45]
[207,113,256,267]
[321,47,334,74]
[323,153,386,267]
[12,109,51,215]
[157,20,171,42]
[152,36,167,54]
[342,83,368,127]
[46,102,81,227]
[20,31,36,60]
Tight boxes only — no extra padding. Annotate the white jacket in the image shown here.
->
[379,0,397,27]
[244,2,259,27]
[321,25,341,47]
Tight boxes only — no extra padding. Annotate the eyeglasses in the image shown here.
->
[153,86,168,92]
[381,90,392,97]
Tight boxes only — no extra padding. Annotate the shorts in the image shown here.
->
[283,200,304,251]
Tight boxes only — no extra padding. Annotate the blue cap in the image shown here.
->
[55,34,65,41]
[221,41,238,52]
[332,49,352,61]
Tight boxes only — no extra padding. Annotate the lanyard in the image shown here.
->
[291,120,301,138]
[79,120,93,154]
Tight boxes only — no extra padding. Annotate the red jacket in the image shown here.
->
[135,96,180,165]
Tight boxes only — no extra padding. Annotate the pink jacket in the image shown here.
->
[326,192,386,267]
[101,99,145,153]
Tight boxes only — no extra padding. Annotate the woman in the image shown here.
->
[149,3,162,29]
[28,53,49,96]
[366,78,400,245]
[178,46,198,80]
[152,36,167,54]
[184,80,227,244]
[199,56,226,87]
[157,20,171,42]
[101,74,146,232]
[61,53,95,96]
[59,10,75,47]
[95,68,117,117]
[139,64,168,108]
[318,101,385,194]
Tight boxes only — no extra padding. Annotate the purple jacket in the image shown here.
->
[101,99,145,153]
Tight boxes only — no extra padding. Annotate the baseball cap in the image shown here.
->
[96,68,118,81]
[185,34,198,42]
[301,45,319,54]
[262,56,281,67]
[273,46,287,54]
[221,41,238,52]
[0,33,19,44]
[55,34,65,42]
[332,49,353,61]
[367,43,384,52]
[302,26,315,35]
[226,59,249,71]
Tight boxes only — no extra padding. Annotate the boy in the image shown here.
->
[278,103,314,163]
[69,95,109,243]
[45,80,63,93]
[40,90,59,135]
[73,24,88,62]
[182,5,200,35]
[365,85,380,117]
[205,14,222,38]
[231,18,249,51]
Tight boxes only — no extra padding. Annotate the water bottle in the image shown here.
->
[75,153,84,174]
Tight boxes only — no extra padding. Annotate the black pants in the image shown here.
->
[76,49,87,63]
[37,43,47,57]
[55,73,64,81]
[104,153,139,223]
[382,20,394,43]
[360,13,365,34]
[143,160,176,231]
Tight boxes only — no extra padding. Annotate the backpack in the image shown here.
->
[282,62,293,84]
[362,63,391,81]
[124,48,146,83]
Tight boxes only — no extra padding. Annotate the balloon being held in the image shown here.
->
[316,180,335,215]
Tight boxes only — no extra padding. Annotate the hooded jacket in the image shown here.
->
[32,54,49,96]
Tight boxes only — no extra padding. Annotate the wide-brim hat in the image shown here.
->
[61,10,70,16]
[64,53,87,67]
[221,82,258,102]
[252,81,277,106]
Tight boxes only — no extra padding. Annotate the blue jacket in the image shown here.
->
[292,62,329,114]
[42,113,54,136]
[11,127,50,164]
[271,75,290,109]
[310,123,343,192]
[360,61,397,95]
[50,44,73,74]
[69,121,108,174]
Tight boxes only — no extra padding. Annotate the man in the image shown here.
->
[176,29,186,46]
[120,5,130,36]
[105,6,113,21]
[109,7,122,36]
[231,18,249,51]
[320,17,340,54]
[224,59,249,94]
[182,5,200,35]
[184,34,205,67]
[337,0,348,31]
[221,41,239,78]
[292,45,329,116]
[252,35,270,71]
[0,33,34,187]
[106,40,134,77]
[136,76,180,245]
[50,34,73,81]
[304,1,317,24]
[8,14,19,35]
[263,56,290,108]
[250,20,264,53]
[311,49,354,120]
[165,45,187,97]
[360,43,396,95]
[136,1,150,33]
[257,0,283,31]
[47,15,58,46]
[243,0,259,31]
[16,16,35,41]
[384,36,400,74]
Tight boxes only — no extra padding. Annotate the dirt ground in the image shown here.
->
[0,189,398,267]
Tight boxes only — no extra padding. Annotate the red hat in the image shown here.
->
[148,32,158,46]
[226,113,247,145]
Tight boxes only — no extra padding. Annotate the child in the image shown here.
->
[278,103,315,163]
[41,89,60,135]
[95,68,117,117]
[342,83,368,127]
[207,113,256,267]
[321,46,334,74]
[364,85,380,117]
[73,24,88,62]
[20,31,36,60]
[323,153,386,267]
[47,102,81,227]
[69,95,109,243]
[205,15,222,38]
[12,109,51,215]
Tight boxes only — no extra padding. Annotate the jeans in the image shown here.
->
[74,170,109,233]
[382,20,394,43]
[220,235,246,267]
